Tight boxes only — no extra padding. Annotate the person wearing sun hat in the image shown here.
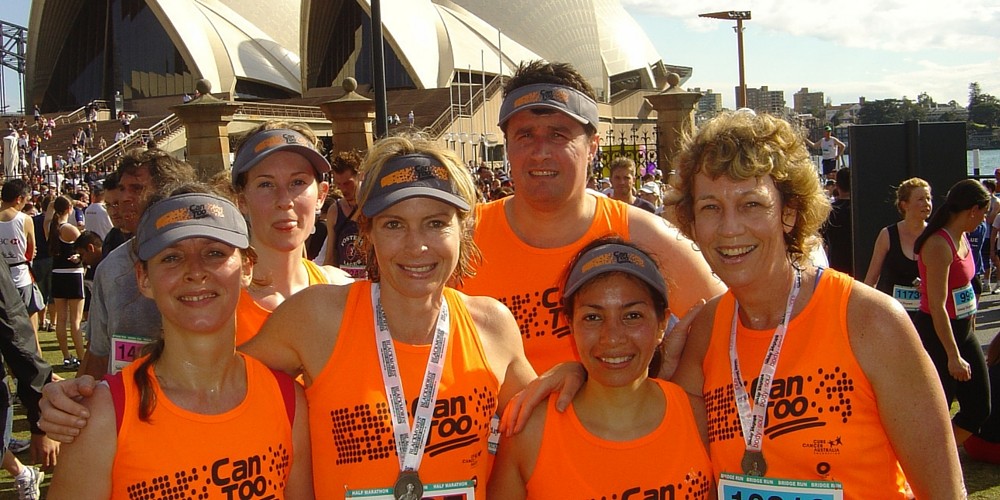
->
[48,185,314,499]
[230,133,534,498]
[227,121,351,345]
[805,124,846,178]
[489,237,713,497]
[460,60,723,376]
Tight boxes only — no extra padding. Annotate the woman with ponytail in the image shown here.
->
[47,195,85,369]
[48,185,312,499]
[913,178,992,447]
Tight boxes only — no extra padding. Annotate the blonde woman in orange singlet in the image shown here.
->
[48,187,312,499]
[489,238,714,499]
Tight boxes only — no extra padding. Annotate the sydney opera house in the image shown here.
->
[24,0,689,162]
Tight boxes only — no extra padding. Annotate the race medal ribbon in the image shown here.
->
[371,283,451,492]
[729,269,802,476]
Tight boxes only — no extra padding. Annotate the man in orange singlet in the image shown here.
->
[461,60,723,375]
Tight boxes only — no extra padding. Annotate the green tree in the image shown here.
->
[858,98,927,124]
[968,82,1000,128]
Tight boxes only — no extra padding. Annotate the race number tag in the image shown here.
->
[110,334,153,374]
[488,414,500,455]
[718,473,843,500]
[891,285,921,311]
[346,479,475,499]
[951,283,976,319]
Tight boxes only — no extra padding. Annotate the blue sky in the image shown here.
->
[3,0,998,112]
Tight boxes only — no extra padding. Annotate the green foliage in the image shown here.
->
[857,98,927,124]
[968,82,1000,128]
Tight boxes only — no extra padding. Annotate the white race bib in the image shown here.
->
[718,472,843,500]
[891,284,920,311]
[110,334,153,374]
[951,282,976,319]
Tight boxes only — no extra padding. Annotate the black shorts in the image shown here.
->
[51,271,85,299]
[972,274,983,297]
[822,158,837,175]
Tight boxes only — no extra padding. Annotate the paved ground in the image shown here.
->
[975,286,1000,350]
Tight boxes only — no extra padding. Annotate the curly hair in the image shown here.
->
[672,111,830,265]
[330,150,364,176]
[354,132,481,286]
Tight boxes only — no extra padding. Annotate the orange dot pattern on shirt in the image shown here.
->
[328,385,497,465]
[499,287,570,340]
[124,444,290,500]
[705,366,857,444]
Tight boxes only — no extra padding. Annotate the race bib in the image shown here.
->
[111,334,153,374]
[951,283,976,319]
[718,473,843,500]
[346,479,475,499]
[891,285,920,311]
[488,414,500,455]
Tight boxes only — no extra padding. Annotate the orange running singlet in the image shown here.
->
[527,379,713,499]
[111,353,294,499]
[306,281,499,498]
[462,195,630,374]
[703,269,908,498]
[236,258,328,345]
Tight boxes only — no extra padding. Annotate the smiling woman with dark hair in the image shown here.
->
[48,186,313,499]
[488,238,713,499]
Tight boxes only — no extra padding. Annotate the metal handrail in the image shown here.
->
[82,113,181,171]
[427,75,504,138]
[235,102,326,120]
[50,100,109,126]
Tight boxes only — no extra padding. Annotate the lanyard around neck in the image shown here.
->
[729,269,802,453]
[371,283,451,473]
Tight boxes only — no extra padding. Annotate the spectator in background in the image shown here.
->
[805,124,846,178]
[823,167,853,275]
[31,194,54,333]
[323,150,365,278]
[83,184,113,241]
[913,179,991,447]
[608,157,655,214]
[48,195,85,369]
[100,172,129,257]
[863,178,932,319]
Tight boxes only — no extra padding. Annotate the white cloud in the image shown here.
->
[622,0,1000,52]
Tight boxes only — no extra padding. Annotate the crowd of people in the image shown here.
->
[0,59,993,499]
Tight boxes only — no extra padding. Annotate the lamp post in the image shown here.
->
[699,10,751,109]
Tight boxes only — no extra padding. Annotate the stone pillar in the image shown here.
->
[169,80,242,180]
[645,73,702,224]
[645,73,702,173]
[319,78,375,154]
